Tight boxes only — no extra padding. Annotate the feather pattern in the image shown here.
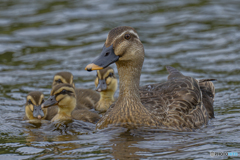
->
[91,26,215,131]
[139,66,209,130]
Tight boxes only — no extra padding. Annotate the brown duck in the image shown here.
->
[85,26,214,131]
[94,66,118,113]
[43,83,100,123]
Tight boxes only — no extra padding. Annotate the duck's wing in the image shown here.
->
[139,66,209,130]
[199,80,216,118]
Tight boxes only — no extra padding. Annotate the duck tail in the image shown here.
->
[166,66,180,74]
[198,79,217,83]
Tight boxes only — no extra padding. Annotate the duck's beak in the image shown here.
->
[42,95,58,108]
[85,44,119,71]
[32,105,44,119]
[96,79,107,92]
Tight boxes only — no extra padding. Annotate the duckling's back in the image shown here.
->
[75,88,100,109]
[71,107,100,123]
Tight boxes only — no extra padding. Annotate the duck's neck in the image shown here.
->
[116,60,142,100]
[96,49,160,129]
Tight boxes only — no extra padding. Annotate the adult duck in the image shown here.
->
[85,26,209,131]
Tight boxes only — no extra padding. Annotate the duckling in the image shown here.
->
[94,66,118,113]
[199,79,216,119]
[52,71,100,109]
[44,71,76,121]
[42,83,100,123]
[23,91,47,121]
[85,26,212,131]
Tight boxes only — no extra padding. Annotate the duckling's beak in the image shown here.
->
[33,105,44,119]
[42,95,58,108]
[96,79,107,92]
[85,44,119,71]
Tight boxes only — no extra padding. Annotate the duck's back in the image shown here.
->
[139,66,209,130]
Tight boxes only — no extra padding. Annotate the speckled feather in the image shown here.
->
[139,66,209,130]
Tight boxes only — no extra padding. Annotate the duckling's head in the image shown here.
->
[52,72,75,88]
[95,66,118,92]
[43,84,76,111]
[85,26,144,71]
[25,91,47,120]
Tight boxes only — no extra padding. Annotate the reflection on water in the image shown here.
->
[0,0,240,159]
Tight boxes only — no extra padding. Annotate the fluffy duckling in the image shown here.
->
[52,71,100,109]
[23,91,47,121]
[45,71,100,120]
[94,66,118,113]
[42,83,100,123]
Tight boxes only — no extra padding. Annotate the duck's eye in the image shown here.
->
[41,99,44,104]
[124,34,131,40]
[56,79,62,83]
[109,72,113,77]
[28,100,32,104]
[61,89,67,94]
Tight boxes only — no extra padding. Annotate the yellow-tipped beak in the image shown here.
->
[85,63,103,71]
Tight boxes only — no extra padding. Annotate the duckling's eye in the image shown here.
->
[28,100,32,104]
[109,72,113,77]
[61,89,67,94]
[124,34,131,40]
[56,79,62,83]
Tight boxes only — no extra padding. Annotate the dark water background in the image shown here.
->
[0,0,240,159]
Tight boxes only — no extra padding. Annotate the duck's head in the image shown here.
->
[25,91,47,120]
[95,66,118,92]
[52,72,75,88]
[85,26,144,71]
[43,83,76,110]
